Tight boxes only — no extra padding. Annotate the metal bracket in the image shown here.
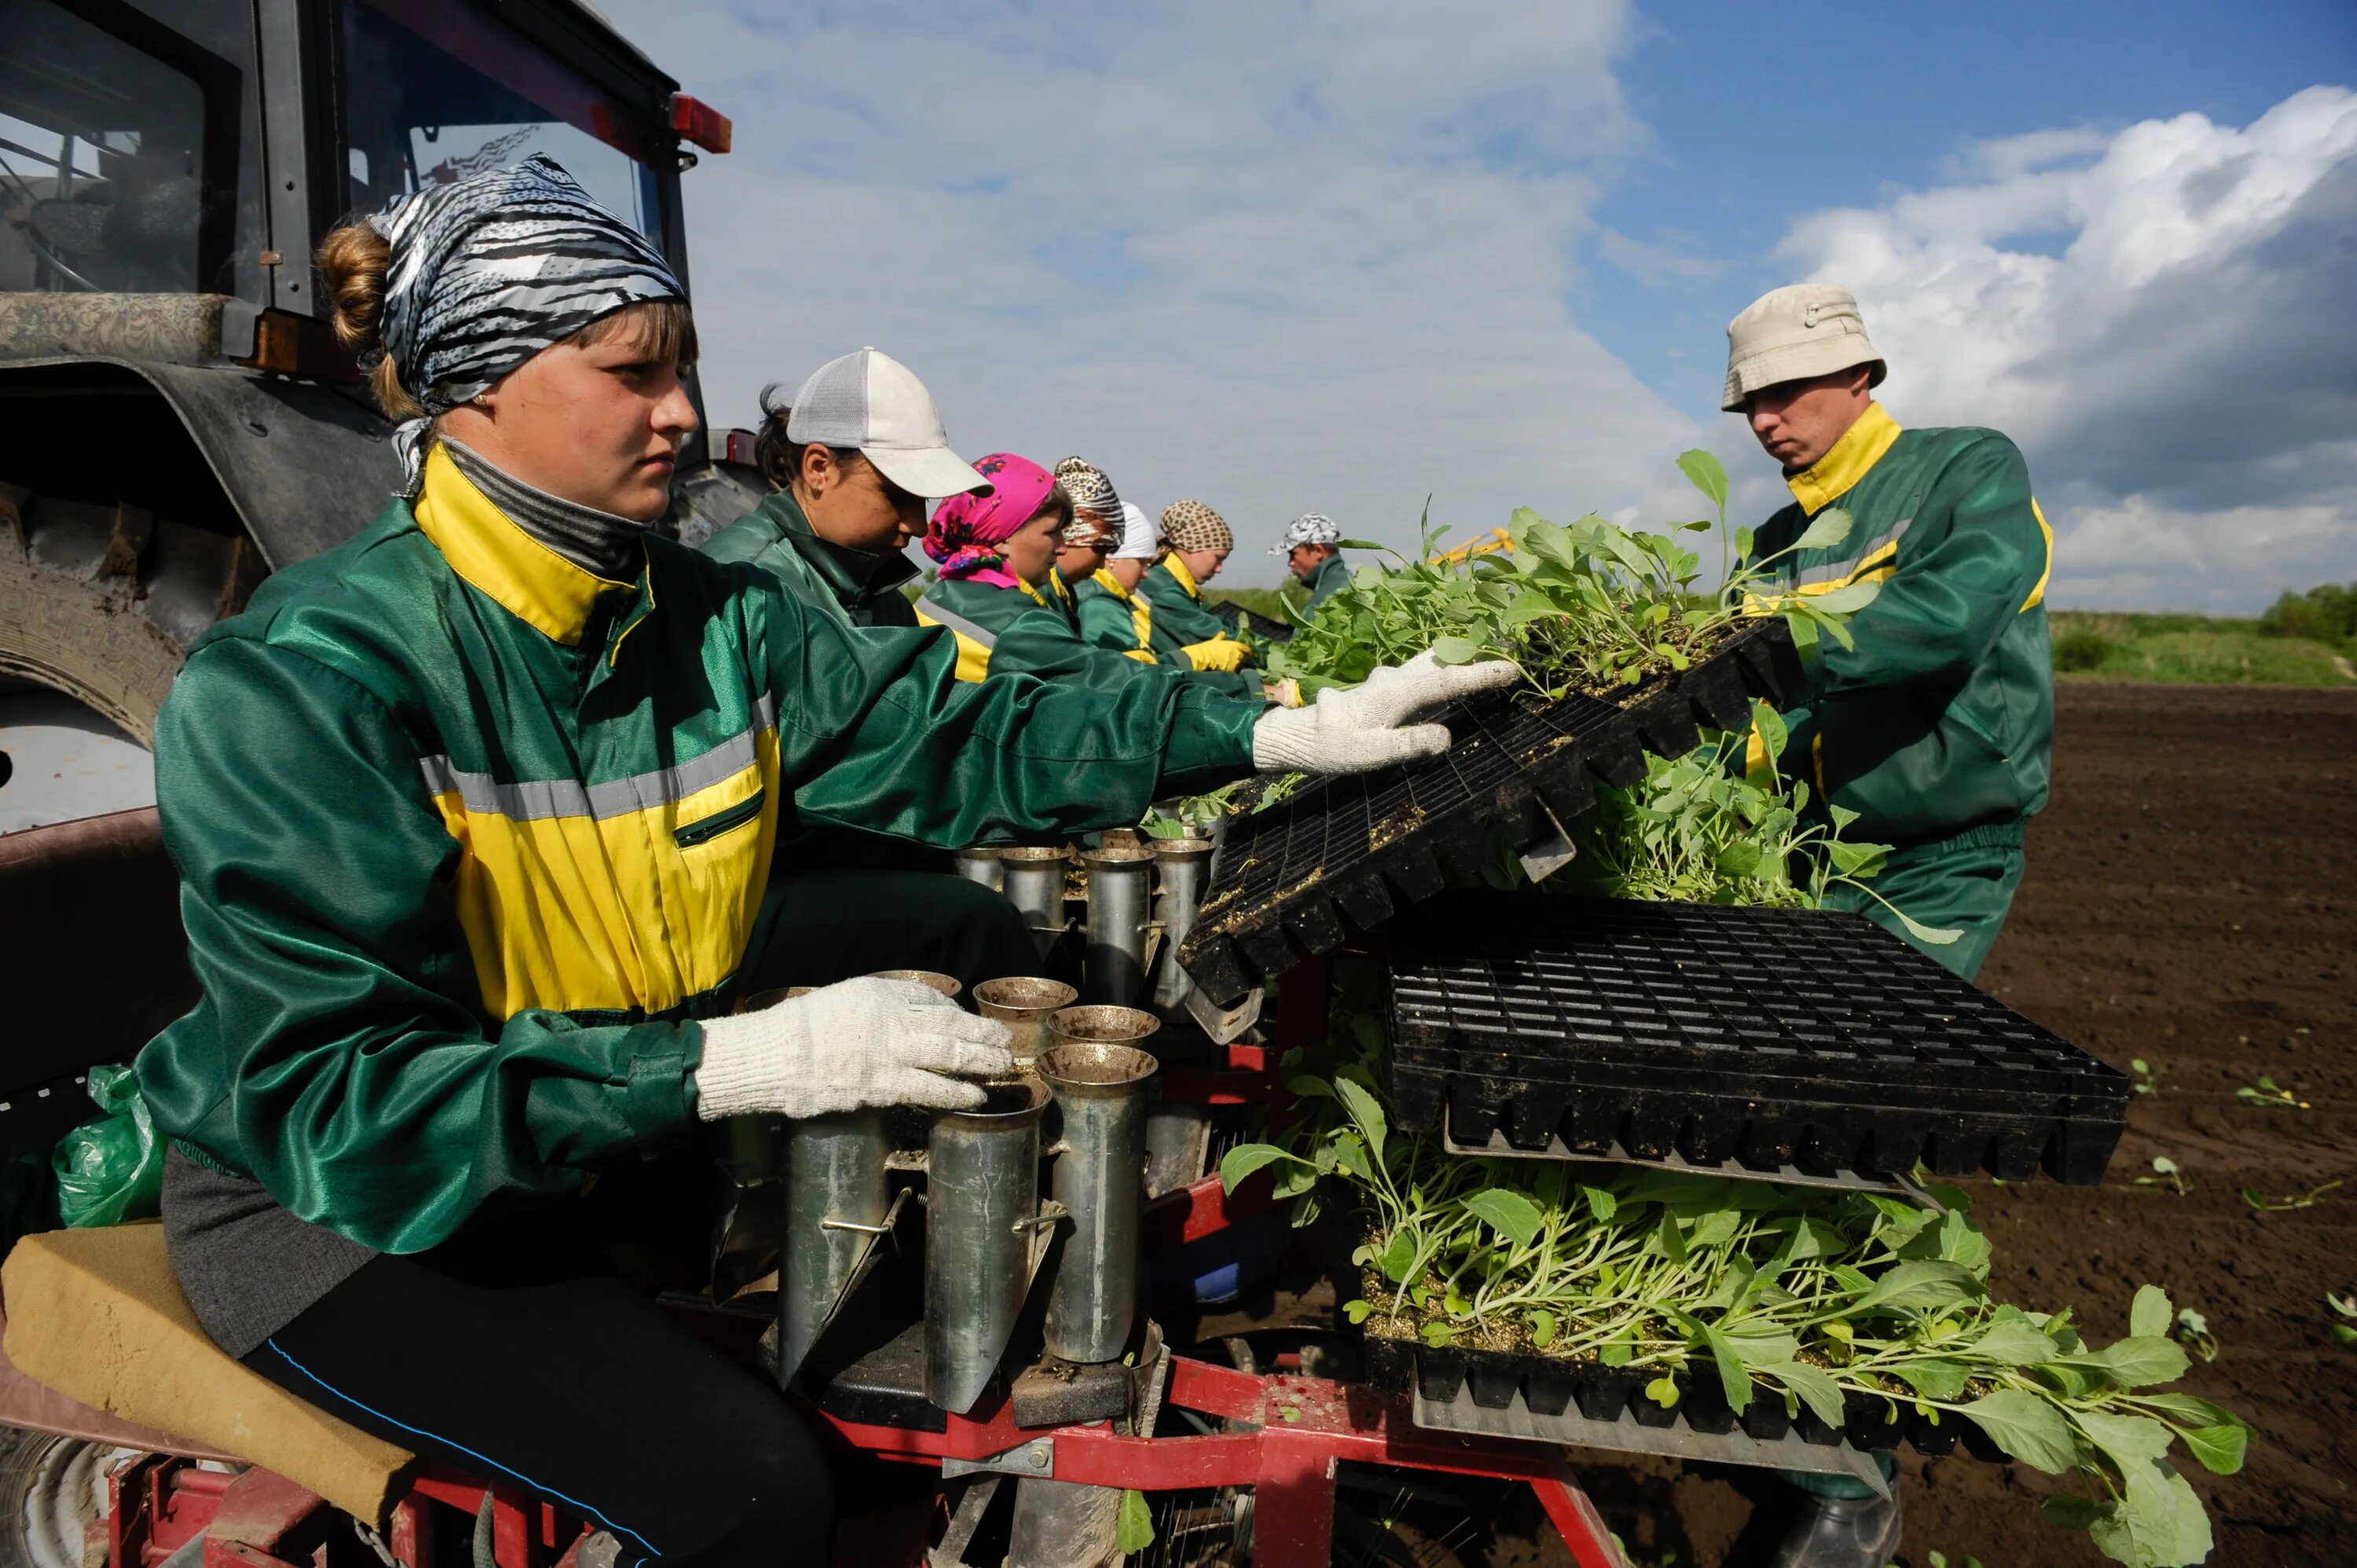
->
[940,1437,1057,1482]
[1185,981,1263,1046]
[1516,800,1580,884]
[926,1474,1003,1568]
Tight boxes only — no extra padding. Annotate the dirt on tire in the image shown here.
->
[1571,681,2357,1567]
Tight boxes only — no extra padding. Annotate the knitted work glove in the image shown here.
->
[1250,649,1519,775]
[1183,636,1250,672]
[695,977,1014,1119]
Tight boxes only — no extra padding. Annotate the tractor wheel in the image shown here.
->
[0,1427,112,1568]
[0,479,264,744]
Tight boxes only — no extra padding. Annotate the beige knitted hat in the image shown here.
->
[1722,284,1886,412]
[1159,499,1233,553]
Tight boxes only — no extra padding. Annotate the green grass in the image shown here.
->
[2048,610,2355,686]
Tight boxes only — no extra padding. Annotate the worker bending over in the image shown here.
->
[1724,283,2054,1568]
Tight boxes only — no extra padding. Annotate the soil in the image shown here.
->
[1547,681,2357,1567]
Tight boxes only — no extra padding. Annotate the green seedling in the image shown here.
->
[2326,1293,2357,1347]
[1229,1011,2253,1568]
[1925,1554,1985,1568]
[2129,1058,2163,1096]
[2234,1075,2308,1109]
[2134,1156,2190,1196]
[2240,1179,2341,1213]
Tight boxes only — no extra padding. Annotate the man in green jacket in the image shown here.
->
[1274,513,1350,612]
[702,347,985,628]
[1726,283,2054,1568]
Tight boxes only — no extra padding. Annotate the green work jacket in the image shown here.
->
[1743,403,2053,848]
[1144,558,1263,700]
[915,573,1189,698]
[136,445,1257,1255]
[1074,568,1174,667]
[1297,552,1349,611]
[698,490,917,629]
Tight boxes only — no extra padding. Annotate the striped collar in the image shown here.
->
[412,443,640,647]
[1786,402,1904,515]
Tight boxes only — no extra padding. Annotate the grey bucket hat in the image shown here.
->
[1722,284,1886,412]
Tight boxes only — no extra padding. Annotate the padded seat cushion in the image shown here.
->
[1,1225,411,1520]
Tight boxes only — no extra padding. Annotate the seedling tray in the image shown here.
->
[1362,1332,1998,1468]
[1386,892,2128,1185]
[1176,617,1801,1007]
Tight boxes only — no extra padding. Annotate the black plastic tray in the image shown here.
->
[1177,618,1801,1006]
[1361,1333,2001,1460]
[1386,892,2128,1184]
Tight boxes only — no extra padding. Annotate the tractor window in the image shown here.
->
[339,0,665,247]
[0,0,240,293]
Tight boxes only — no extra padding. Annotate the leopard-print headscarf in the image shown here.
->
[1159,499,1232,553]
[1054,457,1121,544]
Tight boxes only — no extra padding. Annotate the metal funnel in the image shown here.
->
[776,1110,891,1388]
[955,846,1004,891]
[998,846,1073,958]
[926,1076,1052,1413]
[1039,1042,1158,1364]
[1148,837,1217,1013]
[974,976,1080,1065]
[1080,845,1156,1005]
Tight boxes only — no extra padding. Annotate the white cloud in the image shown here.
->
[601,0,1703,581]
[1777,86,2357,610]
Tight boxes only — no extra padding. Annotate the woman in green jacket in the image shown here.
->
[1149,499,1255,676]
[134,157,1514,1566]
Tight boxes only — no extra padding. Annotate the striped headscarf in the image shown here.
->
[368,155,685,493]
[1054,456,1124,520]
[1159,499,1233,553]
[925,452,1058,582]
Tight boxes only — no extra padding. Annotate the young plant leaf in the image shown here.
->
[1758,1362,1846,1428]
[1960,1388,2080,1473]
[2179,1422,2248,1476]
[2130,1284,2174,1340]
[1698,1323,1754,1415]
[1676,448,1729,510]
[1792,507,1855,552]
[1219,1143,1296,1192]
[1332,1076,1387,1166]
[1847,1260,1984,1317]
[1378,1229,1419,1285]
[1461,1188,1545,1247]
[1890,1358,1973,1401]
[1116,1489,1157,1555]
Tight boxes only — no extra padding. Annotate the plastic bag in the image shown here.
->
[54,1064,163,1228]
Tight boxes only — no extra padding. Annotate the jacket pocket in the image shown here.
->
[675,789,765,848]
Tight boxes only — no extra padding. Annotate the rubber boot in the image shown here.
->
[1766,1487,1902,1568]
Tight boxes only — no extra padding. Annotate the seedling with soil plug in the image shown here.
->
[2327,1293,2357,1347]
[2240,1179,2341,1213]
[2129,1058,2163,1096]
[2134,1156,2190,1196]
[2234,1075,2308,1109]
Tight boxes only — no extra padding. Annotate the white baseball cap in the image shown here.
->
[785,348,988,498]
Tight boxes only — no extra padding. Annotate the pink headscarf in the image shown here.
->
[924,452,1057,585]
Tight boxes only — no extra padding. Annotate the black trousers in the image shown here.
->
[236,866,1035,1566]
[244,1212,828,1567]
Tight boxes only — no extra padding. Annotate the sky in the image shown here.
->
[605,0,2357,607]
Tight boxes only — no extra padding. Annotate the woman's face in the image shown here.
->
[1055,511,1115,582]
[1002,507,1065,587]
[1178,546,1230,584]
[1107,556,1148,590]
[801,447,926,553]
[441,307,697,523]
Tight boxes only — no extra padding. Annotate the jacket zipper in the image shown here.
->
[674,789,765,848]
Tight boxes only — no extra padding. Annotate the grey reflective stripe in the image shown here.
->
[416,692,779,822]
[1792,515,1914,589]
[915,595,998,649]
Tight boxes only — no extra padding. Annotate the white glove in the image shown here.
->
[695,977,1014,1119]
[1250,649,1520,775]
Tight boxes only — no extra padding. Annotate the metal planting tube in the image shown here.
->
[973,976,1080,1066]
[926,1077,1052,1413]
[1039,1041,1158,1364]
[1080,845,1156,1005]
[776,1110,889,1389]
[1148,837,1216,1013]
[955,846,1003,891]
[997,846,1072,958]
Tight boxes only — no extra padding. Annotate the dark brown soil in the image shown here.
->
[1567,682,2357,1566]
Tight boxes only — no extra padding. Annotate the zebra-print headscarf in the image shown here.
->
[366,154,684,494]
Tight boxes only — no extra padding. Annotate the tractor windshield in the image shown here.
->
[339,0,667,248]
[0,0,242,293]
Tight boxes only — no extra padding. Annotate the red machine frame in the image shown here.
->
[72,954,1630,1568]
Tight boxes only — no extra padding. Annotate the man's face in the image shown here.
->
[1744,366,1875,471]
[1287,542,1332,580]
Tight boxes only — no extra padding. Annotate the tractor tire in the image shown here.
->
[0,1426,109,1568]
[0,479,263,743]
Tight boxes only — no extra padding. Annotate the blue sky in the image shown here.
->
[608,0,2357,609]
